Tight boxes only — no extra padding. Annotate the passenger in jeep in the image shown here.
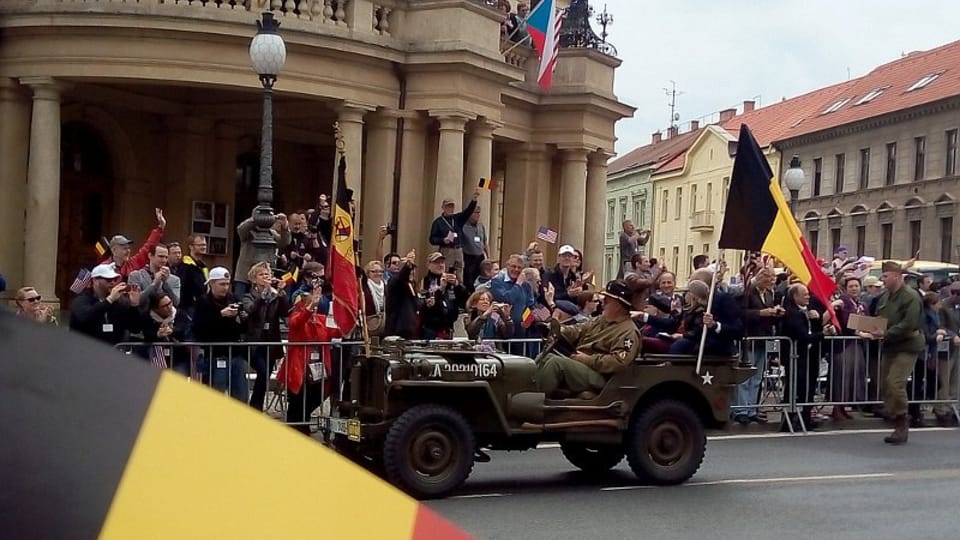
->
[535,280,642,398]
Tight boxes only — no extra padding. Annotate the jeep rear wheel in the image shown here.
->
[626,399,705,485]
[560,442,625,473]
[383,405,475,499]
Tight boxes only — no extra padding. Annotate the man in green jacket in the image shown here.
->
[874,261,925,444]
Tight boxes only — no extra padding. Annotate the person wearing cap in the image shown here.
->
[191,267,249,402]
[428,188,480,281]
[420,252,467,340]
[874,260,925,444]
[544,244,580,303]
[101,208,166,278]
[536,280,641,398]
[69,264,143,346]
[861,275,883,304]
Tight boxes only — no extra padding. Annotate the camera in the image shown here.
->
[385,223,397,235]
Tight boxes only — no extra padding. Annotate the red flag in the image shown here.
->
[328,154,359,335]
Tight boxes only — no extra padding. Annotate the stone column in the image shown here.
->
[501,143,549,257]
[0,79,31,298]
[21,77,63,302]
[396,113,427,261]
[584,150,611,274]
[559,147,590,250]
[164,117,214,254]
[362,109,398,261]
[430,109,474,211]
[488,169,505,261]
[464,119,500,232]
[335,101,374,201]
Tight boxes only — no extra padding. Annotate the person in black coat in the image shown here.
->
[779,283,825,429]
[141,291,192,376]
[384,251,420,339]
[242,261,291,412]
[69,264,143,346]
[420,252,468,340]
[191,267,249,402]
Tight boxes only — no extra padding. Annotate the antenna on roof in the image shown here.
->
[846,67,851,80]
[663,80,684,128]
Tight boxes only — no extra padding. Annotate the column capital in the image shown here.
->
[19,76,64,101]
[429,109,476,131]
[557,146,593,162]
[367,108,402,130]
[335,100,376,123]
[0,78,29,101]
[588,149,614,167]
[468,118,502,139]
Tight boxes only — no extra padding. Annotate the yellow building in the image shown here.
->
[0,0,633,305]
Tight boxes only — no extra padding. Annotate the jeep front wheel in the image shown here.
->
[626,399,705,485]
[383,405,475,499]
[560,441,625,473]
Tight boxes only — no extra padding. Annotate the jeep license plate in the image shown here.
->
[325,417,362,442]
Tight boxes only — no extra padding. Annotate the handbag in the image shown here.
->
[366,313,384,337]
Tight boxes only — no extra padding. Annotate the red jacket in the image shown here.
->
[277,303,339,395]
[101,227,164,277]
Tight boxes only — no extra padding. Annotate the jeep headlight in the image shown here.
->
[385,367,393,384]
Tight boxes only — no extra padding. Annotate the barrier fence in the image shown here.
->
[115,334,960,434]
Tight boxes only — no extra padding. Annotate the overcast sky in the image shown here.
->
[597,0,960,154]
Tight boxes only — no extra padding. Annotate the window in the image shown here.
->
[834,154,845,193]
[856,225,866,256]
[855,87,888,105]
[947,129,958,176]
[881,223,893,259]
[822,98,851,114]
[702,243,709,255]
[632,197,641,224]
[686,245,694,270]
[942,217,954,263]
[619,198,628,226]
[914,136,926,181]
[830,227,841,257]
[671,246,679,274]
[859,148,870,189]
[660,190,668,222]
[907,72,941,92]
[808,230,819,256]
[638,197,647,226]
[607,200,616,233]
[885,142,896,186]
[812,158,822,196]
[706,183,713,212]
[675,187,682,220]
[721,176,730,207]
[659,247,665,262]
[690,184,698,213]
[910,220,922,256]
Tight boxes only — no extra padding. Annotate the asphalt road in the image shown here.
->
[428,429,960,540]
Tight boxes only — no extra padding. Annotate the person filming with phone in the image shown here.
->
[69,264,143,346]
[192,267,249,402]
[420,252,467,340]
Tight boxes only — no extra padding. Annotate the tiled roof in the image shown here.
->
[608,127,705,175]
[724,39,960,143]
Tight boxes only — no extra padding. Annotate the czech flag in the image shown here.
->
[328,153,359,335]
[718,124,838,325]
[526,0,564,91]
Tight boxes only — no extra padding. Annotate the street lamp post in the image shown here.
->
[783,155,805,220]
[248,12,286,264]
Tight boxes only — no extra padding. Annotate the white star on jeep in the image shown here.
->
[624,339,634,349]
[701,371,714,385]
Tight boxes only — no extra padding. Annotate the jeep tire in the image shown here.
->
[383,404,475,499]
[625,399,705,485]
[560,441,625,473]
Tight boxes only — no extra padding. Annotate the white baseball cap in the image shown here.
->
[558,244,576,256]
[90,264,120,280]
[205,266,231,284]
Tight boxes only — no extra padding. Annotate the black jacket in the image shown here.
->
[420,272,467,334]
[385,262,419,339]
[192,293,245,359]
[242,288,290,360]
[174,255,208,315]
[140,308,192,371]
[701,290,744,356]
[743,285,780,337]
[68,289,141,346]
[428,199,477,249]
[544,265,577,302]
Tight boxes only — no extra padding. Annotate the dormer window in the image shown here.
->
[907,72,942,92]
[822,98,850,114]
[855,87,888,105]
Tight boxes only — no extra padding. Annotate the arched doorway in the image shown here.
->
[58,121,114,300]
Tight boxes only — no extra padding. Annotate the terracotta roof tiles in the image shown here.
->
[608,127,704,175]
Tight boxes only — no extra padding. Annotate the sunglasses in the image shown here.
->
[23,296,42,303]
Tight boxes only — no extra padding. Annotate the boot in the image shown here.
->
[884,415,908,445]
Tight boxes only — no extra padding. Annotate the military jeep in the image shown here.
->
[319,337,753,499]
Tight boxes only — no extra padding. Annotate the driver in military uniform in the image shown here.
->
[536,280,642,398]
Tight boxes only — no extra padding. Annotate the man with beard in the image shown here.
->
[69,264,142,345]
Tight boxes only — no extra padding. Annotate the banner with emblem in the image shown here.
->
[328,124,359,335]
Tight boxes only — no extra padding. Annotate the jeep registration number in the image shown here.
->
[324,417,362,442]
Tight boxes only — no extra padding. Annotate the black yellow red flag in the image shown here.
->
[329,152,359,335]
[719,124,837,322]
[0,312,473,540]
[477,177,494,190]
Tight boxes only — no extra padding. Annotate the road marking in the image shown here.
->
[600,472,894,491]
[448,493,508,499]
[708,427,956,440]
[536,443,561,449]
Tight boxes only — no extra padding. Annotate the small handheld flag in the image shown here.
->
[536,226,558,244]
[521,307,535,328]
[478,177,495,191]
[281,267,299,287]
[69,268,92,294]
[94,238,109,257]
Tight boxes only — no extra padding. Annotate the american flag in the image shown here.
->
[149,344,169,369]
[527,0,565,91]
[536,226,558,244]
[69,268,92,294]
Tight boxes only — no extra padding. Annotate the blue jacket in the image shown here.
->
[489,270,535,330]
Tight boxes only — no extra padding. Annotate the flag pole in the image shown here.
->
[501,33,532,56]
[694,263,719,376]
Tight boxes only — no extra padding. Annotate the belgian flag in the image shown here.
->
[719,124,837,322]
[0,312,472,540]
[328,152,359,335]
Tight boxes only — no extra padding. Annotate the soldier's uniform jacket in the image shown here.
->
[876,285,924,354]
[559,316,642,375]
